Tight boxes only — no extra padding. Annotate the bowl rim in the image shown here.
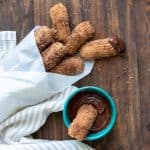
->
[63,86,117,141]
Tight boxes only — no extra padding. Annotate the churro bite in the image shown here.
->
[52,56,84,75]
[65,21,95,55]
[35,26,56,52]
[50,3,70,42]
[41,42,66,71]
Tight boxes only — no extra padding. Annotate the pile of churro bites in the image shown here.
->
[35,3,125,75]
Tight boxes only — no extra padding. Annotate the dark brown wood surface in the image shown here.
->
[0,0,149,149]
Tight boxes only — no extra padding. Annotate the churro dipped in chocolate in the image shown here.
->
[68,104,97,141]
[80,35,125,60]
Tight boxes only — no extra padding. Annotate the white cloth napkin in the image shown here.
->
[0,28,95,150]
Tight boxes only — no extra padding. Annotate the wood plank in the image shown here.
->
[0,0,34,42]
[134,0,150,149]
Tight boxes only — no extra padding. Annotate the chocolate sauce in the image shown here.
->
[108,35,126,54]
[68,91,111,133]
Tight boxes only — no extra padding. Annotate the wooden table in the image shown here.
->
[0,0,149,149]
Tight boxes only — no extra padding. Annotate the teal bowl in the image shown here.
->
[63,86,117,141]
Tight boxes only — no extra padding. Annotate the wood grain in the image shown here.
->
[0,0,34,41]
[0,0,149,149]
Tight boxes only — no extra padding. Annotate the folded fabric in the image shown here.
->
[0,29,95,150]
[0,86,94,150]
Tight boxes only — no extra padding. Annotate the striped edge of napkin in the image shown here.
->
[0,86,94,150]
[0,31,16,59]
